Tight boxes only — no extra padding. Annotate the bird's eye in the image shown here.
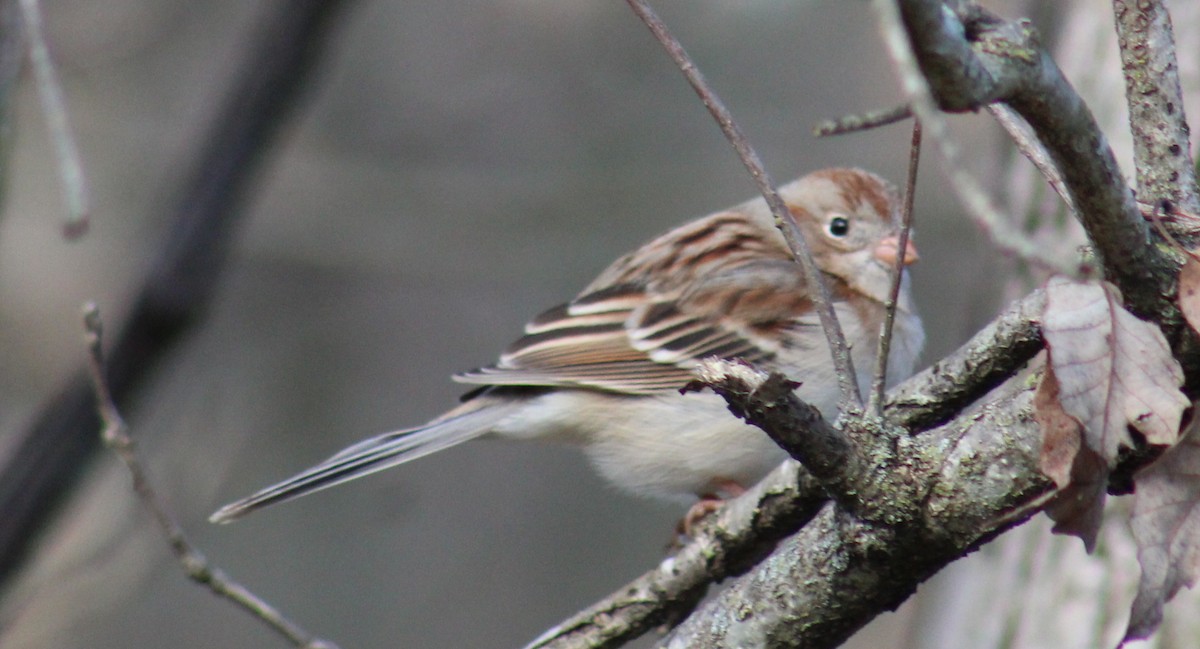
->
[828,216,850,237]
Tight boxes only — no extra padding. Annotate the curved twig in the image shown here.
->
[891,0,1174,315]
[82,305,338,649]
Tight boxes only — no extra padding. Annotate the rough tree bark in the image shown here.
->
[909,1,1200,647]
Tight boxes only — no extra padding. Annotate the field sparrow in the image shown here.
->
[211,168,923,524]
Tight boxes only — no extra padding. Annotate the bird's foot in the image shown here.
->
[677,478,747,537]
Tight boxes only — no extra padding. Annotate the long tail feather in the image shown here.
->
[210,400,513,524]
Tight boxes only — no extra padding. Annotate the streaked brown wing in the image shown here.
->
[453,284,700,394]
[454,259,817,395]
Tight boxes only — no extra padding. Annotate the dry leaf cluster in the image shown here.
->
[1036,272,1199,643]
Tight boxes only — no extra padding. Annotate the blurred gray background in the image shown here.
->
[0,1,1030,647]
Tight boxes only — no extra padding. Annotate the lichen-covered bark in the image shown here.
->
[659,381,1051,648]
[887,290,1044,431]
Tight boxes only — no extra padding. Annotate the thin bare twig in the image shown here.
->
[813,103,912,137]
[19,0,89,238]
[624,0,862,409]
[868,119,921,417]
[81,303,338,649]
[988,104,1077,218]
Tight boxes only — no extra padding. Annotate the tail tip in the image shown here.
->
[208,502,247,525]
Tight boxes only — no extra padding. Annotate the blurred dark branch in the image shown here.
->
[0,0,350,592]
[1112,0,1200,229]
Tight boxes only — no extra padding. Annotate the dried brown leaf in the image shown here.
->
[1035,364,1082,487]
[1043,444,1107,553]
[1036,364,1107,551]
[1125,416,1200,643]
[1179,255,1200,335]
[1042,277,1188,462]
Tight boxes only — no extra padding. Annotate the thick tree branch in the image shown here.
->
[1113,0,1200,225]
[658,376,1053,648]
[0,0,350,592]
[687,361,854,489]
[875,0,1074,276]
[887,289,1044,431]
[524,461,828,649]
[897,1,999,112]
[893,0,1175,316]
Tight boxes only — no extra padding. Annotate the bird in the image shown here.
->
[210,167,923,525]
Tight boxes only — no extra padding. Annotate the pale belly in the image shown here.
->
[492,389,789,502]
